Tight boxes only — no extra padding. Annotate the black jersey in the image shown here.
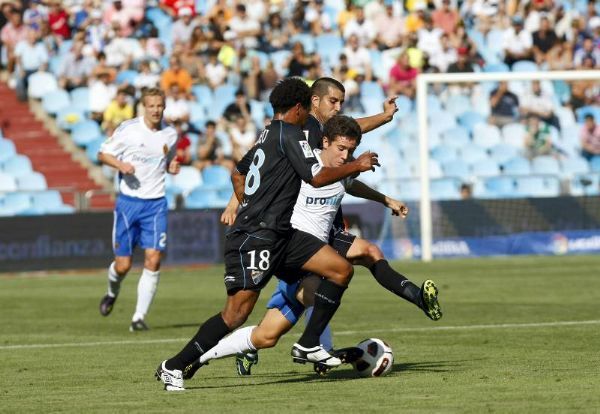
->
[303,114,324,149]
[234,120,318,234]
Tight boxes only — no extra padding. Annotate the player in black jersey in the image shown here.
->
[155,78,379,391]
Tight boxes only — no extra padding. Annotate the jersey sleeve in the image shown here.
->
[282,126,318,183]
[99,127,128,157]
[235,146,257,175]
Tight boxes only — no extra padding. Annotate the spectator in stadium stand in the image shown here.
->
[343,7,376,46]
[172,6,196,45]
[83,10,109,54]
[91,51,117,83]
[502,15,533,68]
[388,51,418,99]
[524,115,555,159]
[228,113,256,162]
[573,37,600,69]
[160,55,193,94]
[160,0,195,19]
[188,24,210,56]
[488,81,519,128]
[432,0,459,35]
[429,33,457,72]
[261,12,288,53]
[102,88,134,136]
[47,0,70,39]
[284,41,313,78]
[547,37,573,70]
[520,80,561,130]
[532,16,559,67]
[580,114,600,161]
[207,0,234,23]
[1,7,27,76]
[569,59,598,112]
[89,69,117,123]
[342,34,373,82]
[405,2,426,33]
[446,46,474,73]
[204,48,228,89]
[164,83,192,124]
[134,60,159,90]
[374,3,404,49]
[194,120,234,172]
[14,27,48,101]
[418,13,444,59]
[305,0,332,36]
[23,0,45,30]
[58,40,96,91]
[223,89,251,123]
[172,120,192,166]
[460,183,473,200]
[102,0,139,37]
[226,4,261,50]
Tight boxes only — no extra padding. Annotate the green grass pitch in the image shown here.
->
[1,255,599,413]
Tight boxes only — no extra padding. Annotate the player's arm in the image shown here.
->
[311,151,379,187]
[98,129,135,174]
[221,193,240,225]
[355,96,398,134]
[347,179,408,218]
[231,146,256,202]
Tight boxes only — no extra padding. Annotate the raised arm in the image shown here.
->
[347,179,408,217]
[310,151,379,188]
[355,96,398,134]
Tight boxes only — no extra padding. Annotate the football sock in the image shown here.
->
[297,279,346,348]
[304,306,334,351]
[107,262,124,298]
[132,268,159,322]
[369,259,421,307]
[166,313,231,371]
[199,325,257,364]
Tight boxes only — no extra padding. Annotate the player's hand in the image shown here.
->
[119,162,135,175]
[354,151,380,172]
[383,96,399,120]
[168,159,181,174]
[220,206,237,225]
[387,199,409,218]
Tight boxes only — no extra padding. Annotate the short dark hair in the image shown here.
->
[205,120,216,128]
[323,115,361,145]
[584,114,595,121]
[269,77,311,114]
[311,77,345,98]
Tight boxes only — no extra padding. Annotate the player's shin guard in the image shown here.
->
[132,268,159,322]
[107,262,124,298]
[304,306,333,351]
[165,313,231,371]
[297,279,346,348]
[369,259,421,306]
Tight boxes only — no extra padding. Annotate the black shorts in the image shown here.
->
[329,228,357,258]
[223,229,326,293]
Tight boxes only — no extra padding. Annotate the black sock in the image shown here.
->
[298,279,346,348]
[165,313,231,371]
[369,260,422,307]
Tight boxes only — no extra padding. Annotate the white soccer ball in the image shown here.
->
[352,338,394,377]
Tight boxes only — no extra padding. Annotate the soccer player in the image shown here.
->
[155,78,379,391]
[183,116,441,378]
[97,87,180,332]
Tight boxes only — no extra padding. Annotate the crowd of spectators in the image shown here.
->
[0,0,599,172]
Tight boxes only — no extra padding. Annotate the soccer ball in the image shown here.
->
[352,338,394,377]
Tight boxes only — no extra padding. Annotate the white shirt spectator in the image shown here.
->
[229,122,256,155]
[343,18,377,45]
[89,79,117,113]
[429,46,457,72]
[227,15,261,49]
[14,40,48,71]
[418,27,444,57]
[502,27,532,55]
[305,4,332,32]
[342,45,371,73]
[520,87,554,115]
[205,61,228,88]
[172,18,195,44]
[104,37,144,67]
[164,96,190,122]
[134,72,160,89]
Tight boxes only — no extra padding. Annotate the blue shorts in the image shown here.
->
[266,279,305,325]
[112,194,168,256]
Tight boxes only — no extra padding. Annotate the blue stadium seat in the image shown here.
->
[249,99,266,127]
[385,162,413,179]
[396,179,421,201]
[2,155,32,177]
[0,139,16,163]
[442,160,470,180]
[290,33,316,54]
[489,143,519,164]
[17,172,47,191]
[27,71,58,99]
[185,188,220,209]
[315,34,343,67]
[430,145,457,163]
[0,172,17,192]
[71,120,102,147]
[473,124,502,148]
[515,176,561,197]
[501,123,526,149]
[430,178,462,200]
[395,95,412,118]
[188,102,206,124]
[41,89,71,115]
[483,63,510,72]
[48,55,64,76]
[170,166,202,195]
[457,111,486,133]
[165,187,179,210]
[445,94,472,116]
[270,50,292,75]
[427,94,442,115]
[441,127,470,148]
[360,81,385,102]
[429,110,457,131]
[476,176,515,198]
[3,192,32,214]
[532,156,560,175]
[85,137,105,163]
[471,159,500,177]
[116,70,139,85]
[569,173,600,196]
[560,156,590,177]
[56,107,86,130]
[459,145,488,163]
[70,87,91,113]
[575,105,600,123]
[591,156,600,173]
[31,190,75,214]
[192,84,213,108]
[502,156,531,175]
[202,165,231,189]
[511,60,540,72]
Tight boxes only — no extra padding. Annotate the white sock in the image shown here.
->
[305,306,334,351]
[132,268,160,322]
[107,262,125,298]
[200,325,257,364]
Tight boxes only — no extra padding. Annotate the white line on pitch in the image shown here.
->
[1,320,599,351]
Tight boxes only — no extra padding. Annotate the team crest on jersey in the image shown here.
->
[251,270,265,285]
[163,144,169,155]
[299,140,313,158]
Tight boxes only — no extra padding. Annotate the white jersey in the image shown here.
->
[290,150,353,242]
[100,117,178,199]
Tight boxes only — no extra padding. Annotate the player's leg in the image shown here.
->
[296,275,334,351]
[345,235,442,321]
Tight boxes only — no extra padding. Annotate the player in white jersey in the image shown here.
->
[97,87,181,332]
[181,116,441,379]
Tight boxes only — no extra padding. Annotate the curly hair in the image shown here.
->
[323,115,361,145]
[269,77,311,114]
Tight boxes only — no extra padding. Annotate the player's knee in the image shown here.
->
[365,243,383,263]
[221,308,250,330]
[253,332,279,349]
[331,260,353,286]
[144,252,161,271]
[114,260,131,275]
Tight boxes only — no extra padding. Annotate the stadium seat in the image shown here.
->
[445,94,472,116]
[290,33,316,54]
[116,70,139,85]
[502,156,531,175]
[560,156,590,177]
[0,139,16,163]
[569,173,600,196]
[483,63,509,73]
[471,159,500,177]
[442,160,471,180]
[2,155,32,177]
[430,145,457,163]
[360,81,385,102]
[3,192,32,214]
[191,84,213,108]
[531,156,560,175]
[460,145,488,163]
[185,188,220,209]
[385,161,413,179]
[70,87,91,113]
[441,127,470,148]
[430,178,462,200]
[591,156,600,173]
[575,106,600,123]
[201,165,231,189]
[0,172,17,192]
[27,71,58,99]
[457,111,486,133]
[395,95,412,118]
[270,50,292,75]
[56,107,86,130]
[17,172,47,191]
[396,179,421,201]
[169,166,202,195]
[71,120,102,147]
[475,176,515,198]
[315,34,343,67]
[514,175,561,197]
[429,110,457,132]
[511,60,540,72]
[41,89,71,115]
[31,190,75,214]
[473,124,502,148]
[427,94,443,115]
[85,137,105,163]
[188,102,206,124]
[502,123,527,149]
[249,99,266,127]
[489,143,519,164]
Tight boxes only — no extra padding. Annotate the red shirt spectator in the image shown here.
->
[48,3,71,39]
[176,133,192,165]
[160,0,196,18]
[432,0,459,35]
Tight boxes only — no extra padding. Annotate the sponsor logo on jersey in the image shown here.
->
[305,194,343,206]
[299,140,313,158]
